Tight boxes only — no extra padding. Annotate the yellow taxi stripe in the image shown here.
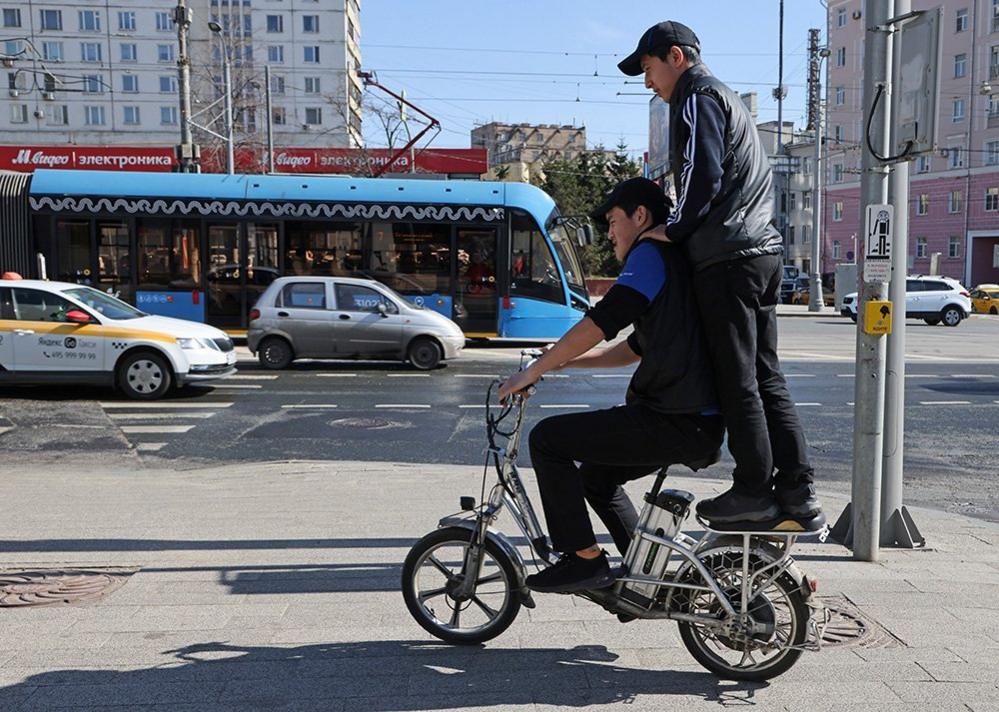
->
[0,319,177,344]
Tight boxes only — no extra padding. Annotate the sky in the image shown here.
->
[359,1,829,158]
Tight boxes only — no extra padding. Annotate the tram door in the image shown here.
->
[54,220,94,286]
[454,228,499,335]
[205,222,280,329]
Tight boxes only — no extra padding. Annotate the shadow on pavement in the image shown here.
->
[0,639,767,710]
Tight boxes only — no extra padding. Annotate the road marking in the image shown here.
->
[795,402,822,406]
[548,374,569,378]
[785,374,816,378]
[226,374,279,380]
[108,412,215,420]
[905,374,937,378]
[455,374,500,379]
[119,425,195,434]
[135,442,167,452]
[375,404,431,409]
[952,374,995,378]
[316,373,358,378]
[100,402,233,409]
[459,404,488,409]
[204,384,262,389]
[919,400,972,405]
[836,374,855,378]
[847,401,855,406]
[592,374,630,378]
[388,373,430,378]
[539,404,590,409]
[281,404,339,409]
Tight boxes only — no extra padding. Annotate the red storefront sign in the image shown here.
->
[1,145,487,175]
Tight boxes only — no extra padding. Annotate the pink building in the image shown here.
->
[824,0,999,286]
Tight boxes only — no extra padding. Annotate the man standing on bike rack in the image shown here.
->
[615,21,823,525]
[498,177,724,594]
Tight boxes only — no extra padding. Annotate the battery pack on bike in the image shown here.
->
[619,472,694,609]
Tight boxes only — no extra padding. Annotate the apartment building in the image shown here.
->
[0,0,362,154]
[824,0,999,286]
[471,122,588,167]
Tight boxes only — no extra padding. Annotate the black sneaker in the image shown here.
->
[696,488,781,524]
[526,551,614,593]
[775,481,823,518]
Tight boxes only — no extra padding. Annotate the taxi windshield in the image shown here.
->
[63,287,146,320]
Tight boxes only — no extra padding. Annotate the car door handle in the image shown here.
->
[277,311,289,317]
[339,314,351,320]
[13,329,34,336]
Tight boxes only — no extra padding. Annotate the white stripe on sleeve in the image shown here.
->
[667,95,698,226]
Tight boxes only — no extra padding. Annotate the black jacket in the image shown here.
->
[666,64,783,271]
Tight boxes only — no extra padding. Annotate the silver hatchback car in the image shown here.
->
[248,277,465,370]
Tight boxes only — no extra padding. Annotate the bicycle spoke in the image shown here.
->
[471,595,498,619]
[475,572,503,586]
[448,604,461,628]
[427,555,454,579]
[418,586,448,603]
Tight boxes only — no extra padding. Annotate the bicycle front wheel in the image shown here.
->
[402,526,521,645]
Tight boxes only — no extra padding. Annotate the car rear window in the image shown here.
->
[281,283,326,309]
[922,281,951,292]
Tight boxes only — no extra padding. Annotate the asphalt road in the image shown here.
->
[1,315,997,522]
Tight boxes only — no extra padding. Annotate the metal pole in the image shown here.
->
[843,0,893,561]
[808,28,825,311]
[881,0,924,548]
[265,65,274,173]
[224,58,234,175]
[776,0,786,256]
[175,1,198,172]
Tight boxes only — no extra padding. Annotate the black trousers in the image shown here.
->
[528,405,724,556]
[692,253,814,495]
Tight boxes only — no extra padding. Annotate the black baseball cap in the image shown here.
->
[589,177,669,225]
[617,21,700,76]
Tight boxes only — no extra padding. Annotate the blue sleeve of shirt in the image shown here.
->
[616,241,667,302]
[665,92,726,245]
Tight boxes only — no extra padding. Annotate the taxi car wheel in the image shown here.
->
[990,306,998,315]
[118,351,172,400]
[408,338,442,370]
[259,337,294,370]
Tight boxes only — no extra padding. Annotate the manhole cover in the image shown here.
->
[328,417,411,431]
[817,595,902,649]
[0,568,136,608]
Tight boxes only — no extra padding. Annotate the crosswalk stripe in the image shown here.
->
[120,425,195,434]
[459,405,488,409]
[135,443,167,452]
[227,374,279,380]
[109,412,215,420]
[281,404,339,409]
[795,402,822,406]
[100,402,233,409]
[919,400,971,405]
[455,374,500,379]
[375,404,431,409]
[388,373,430,378]
[202,384,262,389]
[539,404,589,409]
[316,373,358,378]
[592,374,630,378]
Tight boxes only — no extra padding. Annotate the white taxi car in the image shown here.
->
[0,279,236,399]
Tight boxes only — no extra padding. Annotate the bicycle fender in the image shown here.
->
[438,516,536,609]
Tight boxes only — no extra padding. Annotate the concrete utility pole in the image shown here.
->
[774,0,788,250]
[807,28,826,311]
[265,65,274,173]
[174,0,199,172]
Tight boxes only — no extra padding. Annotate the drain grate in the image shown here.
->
[0,568,136,608]
[817,595,903,649]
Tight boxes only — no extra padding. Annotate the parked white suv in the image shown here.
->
[840,276,972,327]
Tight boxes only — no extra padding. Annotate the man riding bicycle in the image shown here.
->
[498,177,723,594]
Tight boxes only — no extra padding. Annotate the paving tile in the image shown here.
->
[886,680,999,706]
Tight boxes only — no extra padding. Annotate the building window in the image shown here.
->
[789,192,797,211]
[84,105,106,126]
[837,8,847,27]
[8,72,25,91]
[47,105,68,126]
[916,237,928,258]
[82,75,103,94]
[833,164,844,183]
[994,0,999,32]
[120,43,137,62]
[155,12,173,31]
[304,46,320,63]
[788,225,796,245]
[953,99,965,122]
[9,103,28,123]
[833,202,843,221]
[990,94,999,117]
[948,191,963,213]
[986,140,999,166]
[159,76,177,93]
[832,240,841,259]
[834,125,844,143]
[123,106,140,125]
[801,156,811,175]
[80,42,102,63]
[157,44,174,63]
[2,8,21,27]
[121,74,138,93]
[78,10,101,32]
[270,75,285,95]
[272,106,286,125]
[986,186,999,211]
[957,7,969,32]
[835,86,845,105]
[303,15,319,33]
[42,42,63,61]
[305,107,322,125]
[118,11,135,32]
[992,44,999,80]
[949,147,964,169]
[266,15,283,33]
[43,74,56,93]
[948,237,961,258]
[160,106,177,125]
[40,9,62,30]
[267,45,284,63]
[803,192,811,210]
[836,47,846,67]
[955,53,967,78]
[304,76,321,94]
[917,194,929,215]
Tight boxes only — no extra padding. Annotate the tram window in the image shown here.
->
[137,220,201,290]
[55,220,92,285]
[369,221,450,295]
[285,221,362,276]
[510,210,563,304]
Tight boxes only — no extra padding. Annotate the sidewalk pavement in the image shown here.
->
[1,460,997,712]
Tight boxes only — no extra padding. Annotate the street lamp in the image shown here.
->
[208,21,234,175]
[809,42,831,312]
